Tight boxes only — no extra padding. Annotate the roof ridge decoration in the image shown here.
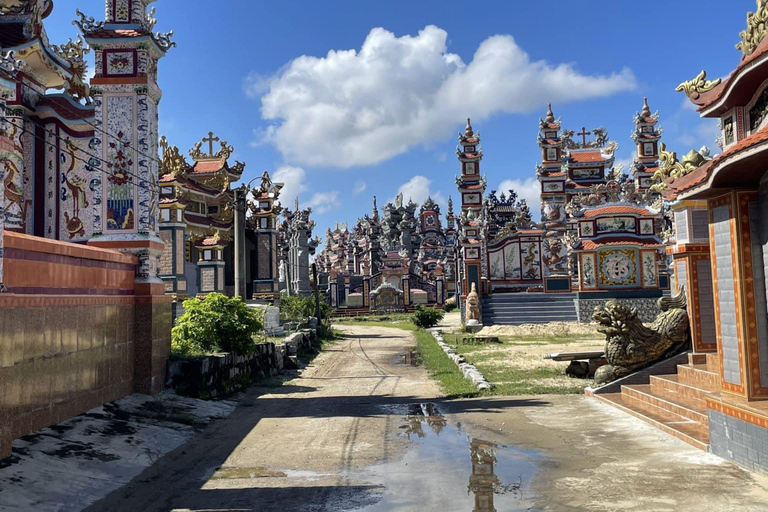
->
[189,132,234,161]
[650,142,710,193]
[159,136,190,179]
[737,0,768,56]
[50,35,92,105]
[0,51,24,77]
[675,70,722,99]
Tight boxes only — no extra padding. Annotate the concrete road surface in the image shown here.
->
[84,325,768,512]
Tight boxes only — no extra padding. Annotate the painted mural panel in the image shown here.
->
[105,95,136,232]
[504,243,521,279]
[543,237,568,276]
[489,249,504,279]
[596,217,636,234]
[541,197,565,224]
[44,124,57,237]
[22,123,35,234]
[520,242,541,280]
[2,115,25,231]
[642,250,657,288]
[59,135,96,241]
[598,249,639,288]
[580,253,596,289]
[572,168,601,179]
[639,219,654,235]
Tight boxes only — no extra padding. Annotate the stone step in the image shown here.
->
[677,364,721,392]
[594,393,709,450]
[482,315,578,323]
[483,305,576,312]
[688,353,707,365]
[706,353,720,374]
[650,374,711,409]
[621,384,709,425]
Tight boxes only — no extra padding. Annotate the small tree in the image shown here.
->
[412,305,445,329]
[172,293,263,357]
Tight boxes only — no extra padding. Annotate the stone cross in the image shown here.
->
[577,127,591,148]
[203,131,220,157]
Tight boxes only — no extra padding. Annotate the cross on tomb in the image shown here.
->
[577,127,591,148]
[203,131,220,157]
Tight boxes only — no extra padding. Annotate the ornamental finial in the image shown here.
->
[641,97,651,118]
[465,117,474,138]
[545,103,555,123]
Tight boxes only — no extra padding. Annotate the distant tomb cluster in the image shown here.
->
[317,100,693,320]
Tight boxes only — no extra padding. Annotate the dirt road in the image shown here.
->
[84,325,768,512]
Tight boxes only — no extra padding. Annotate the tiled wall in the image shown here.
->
[696,259,717,347]
[0,232,171,458]
[748,201,768,385]
[709,410,768,473]
[713,205,741,386]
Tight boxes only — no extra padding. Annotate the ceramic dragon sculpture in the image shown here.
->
[592,288,691,385]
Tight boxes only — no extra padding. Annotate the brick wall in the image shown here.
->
[159,230,173,275]
[0,232,171,459]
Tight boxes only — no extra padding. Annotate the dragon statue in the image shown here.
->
[592,287,691,385]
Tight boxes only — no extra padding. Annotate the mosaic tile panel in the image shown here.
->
[2,113,25,231]
[91,93,104,234]
[59,135,96,241]
[713,204,741,386]
[21,121,35,234]
[104,95,136,232]
[44,124,57,237]
[642,251,657,287]
[106,51,135,76]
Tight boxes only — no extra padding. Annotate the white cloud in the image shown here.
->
[257,25,636,168]
[497,178,541,221]
[243,71,272,99]
[306,191,340,214]
[353,180,367,194]
[272,165,307,207]
[677,120,721,153]
[394,175,446,209]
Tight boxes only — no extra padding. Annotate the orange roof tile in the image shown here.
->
[570,150,607,163]
[583,206,654,218]
[191,160,224,174]
[581,238,664,250]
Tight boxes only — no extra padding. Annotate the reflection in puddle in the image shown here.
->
[359,403,537,511]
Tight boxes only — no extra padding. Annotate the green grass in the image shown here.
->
[413,329,479,397]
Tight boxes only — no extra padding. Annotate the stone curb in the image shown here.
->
[427,329,491,390]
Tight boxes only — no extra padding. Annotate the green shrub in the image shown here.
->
[412,306,445,329]
[443,302,456,313]
[172,293,263,357]
[280,295,330,322]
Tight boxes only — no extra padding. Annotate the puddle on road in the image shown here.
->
[356,403,538,511]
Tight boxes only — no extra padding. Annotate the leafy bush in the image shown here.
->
[172,293,263,357]
[412,306,445,329]
[280,295,330,322]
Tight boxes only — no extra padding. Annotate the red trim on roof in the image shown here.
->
[582,206,654,218]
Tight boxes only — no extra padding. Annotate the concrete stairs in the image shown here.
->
[593,353,720,450]
[481,293,578,325]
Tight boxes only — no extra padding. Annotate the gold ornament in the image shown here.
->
[675,70,722,99]
[736,0,768,56]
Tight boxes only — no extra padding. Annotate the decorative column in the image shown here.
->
[0,53,22,291]
[78,0,176,394]
[247,171,284,301]
[196,234,226,295]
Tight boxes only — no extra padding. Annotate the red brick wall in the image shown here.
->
[0,232,171,458]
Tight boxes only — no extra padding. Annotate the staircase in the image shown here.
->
[592,353,719,450]
[481,293,578,325]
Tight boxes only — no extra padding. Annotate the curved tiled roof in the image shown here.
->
[582,206,654,218]
[570,150,607,163]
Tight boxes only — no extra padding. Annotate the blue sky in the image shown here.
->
[46,0,751,238]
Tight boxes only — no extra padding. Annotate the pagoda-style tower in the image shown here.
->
[536,104,567,234]
[444,197,457,294]
[455,118,487,308]
[247,172,283,300]
[456,118,486,214]
[79,0,175,290]
[631,97,663,192]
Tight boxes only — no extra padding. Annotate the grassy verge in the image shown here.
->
[444,332,603,395]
